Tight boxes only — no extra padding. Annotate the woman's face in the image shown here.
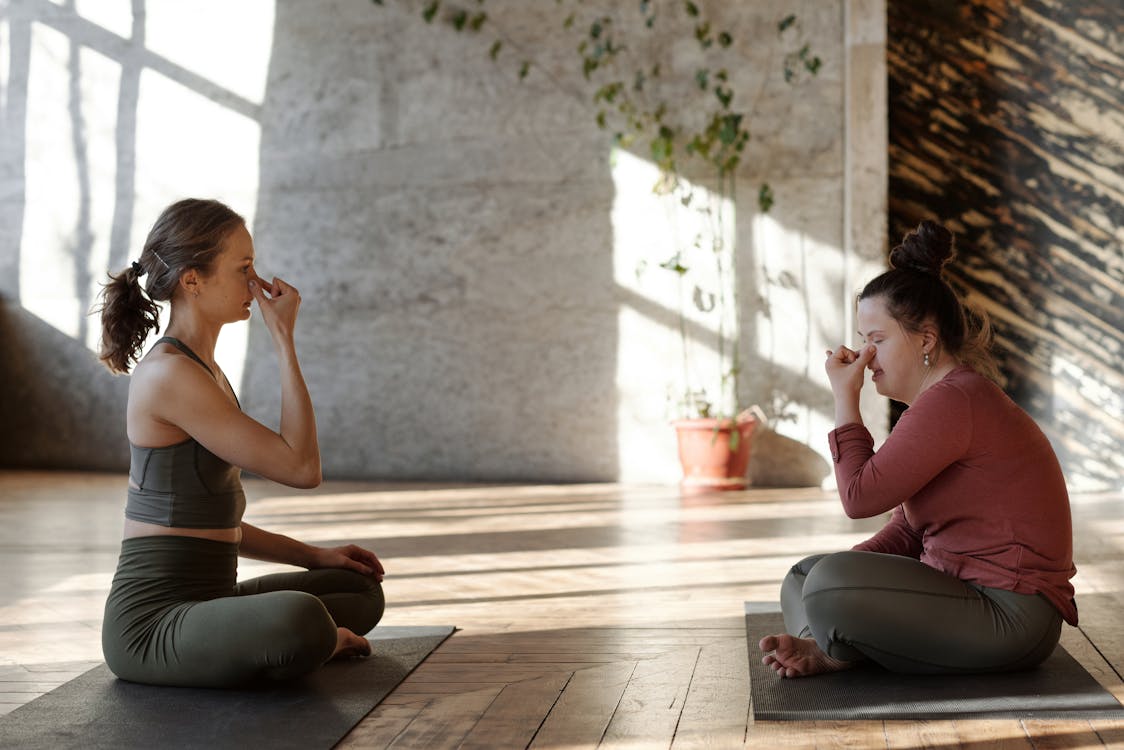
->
[197,224,259,323]
[857,295,929,404]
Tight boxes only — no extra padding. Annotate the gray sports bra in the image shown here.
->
[124,337,247,529]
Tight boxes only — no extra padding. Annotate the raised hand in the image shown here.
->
[249,275,302,344]
[825,344,875,397]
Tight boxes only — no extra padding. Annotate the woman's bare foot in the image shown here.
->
[758,633,855,678]
[331,627,371,660]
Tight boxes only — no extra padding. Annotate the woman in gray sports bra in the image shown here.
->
[94,198,385,687]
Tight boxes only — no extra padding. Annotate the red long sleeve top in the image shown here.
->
[829,365,1078,625]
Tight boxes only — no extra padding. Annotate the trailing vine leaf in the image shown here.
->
[758,183,775,212]
[778,13,797,32]
[718,113,740,144]
[659,255,689,275]
[694,22,711,48]
[422,0,439,24]
[802,46,823,74]
[518,61,530,79]
[684,1,699,18]
[489,40,502,59]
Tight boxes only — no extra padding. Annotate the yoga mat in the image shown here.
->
[745,602,1124,721]
[0,625,454,750]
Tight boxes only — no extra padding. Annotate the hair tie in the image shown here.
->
[131,260,146,277]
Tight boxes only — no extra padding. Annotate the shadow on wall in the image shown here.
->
[0,300,129,470]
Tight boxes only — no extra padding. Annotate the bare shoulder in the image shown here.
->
[130,346,211,399]
[127,346,228,445]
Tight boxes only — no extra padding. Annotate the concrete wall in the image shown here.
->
[0,0,887,484]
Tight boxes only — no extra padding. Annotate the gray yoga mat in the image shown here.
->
[0,625,454,750]
[745,602,1124,721]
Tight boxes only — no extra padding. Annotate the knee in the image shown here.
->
[265,593,338,666]
[361,579,386,632]
[788,553,829,580]
[801,552,874,622]
[803,551,874,594]
[329,571,386,634]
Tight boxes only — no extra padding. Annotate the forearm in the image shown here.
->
[833,389,863,428]
[275,338,321,485]
[239,522,316,567]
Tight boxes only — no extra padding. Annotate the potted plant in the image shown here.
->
[378,0,821,491]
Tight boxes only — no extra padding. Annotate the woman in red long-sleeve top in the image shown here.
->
[759,220,1077,678]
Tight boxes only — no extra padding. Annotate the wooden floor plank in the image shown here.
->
[883,719,958,749]
[458,672,571,749]
[742,721,821,749]
[335,702,429,750]
[672,638,750,749]
[1021,719,1106,749]
[949,720,1034,749]
[599,647,700,749]
[384,686,502,750]
[529,661,637,749]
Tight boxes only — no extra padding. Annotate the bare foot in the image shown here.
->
[331,627,371,660]
[758,633,855,678]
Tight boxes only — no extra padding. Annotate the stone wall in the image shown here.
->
[1,0,885,484]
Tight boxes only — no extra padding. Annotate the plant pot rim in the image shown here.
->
[671,414,759,429]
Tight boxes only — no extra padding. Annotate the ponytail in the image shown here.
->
[96,263,161,374]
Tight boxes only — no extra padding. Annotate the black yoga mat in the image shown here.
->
[745,602,1124,721]
[0,625,454,750]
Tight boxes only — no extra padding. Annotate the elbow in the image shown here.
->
[840,491,875,520]
[301,467,323,489]
[291,460,322,489]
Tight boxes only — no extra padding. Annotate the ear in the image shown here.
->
[179,269,199,298]
[918,322,940,354]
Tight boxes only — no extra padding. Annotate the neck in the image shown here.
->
[164,314,221,365]
[913,358,959,402]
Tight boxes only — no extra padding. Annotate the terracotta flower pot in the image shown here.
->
[672,414,759,492]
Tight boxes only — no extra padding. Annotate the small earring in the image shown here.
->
[923,352,931,367]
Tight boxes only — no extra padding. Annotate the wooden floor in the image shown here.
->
[1,471,1122,748]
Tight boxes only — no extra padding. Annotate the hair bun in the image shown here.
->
[889,220,955,276]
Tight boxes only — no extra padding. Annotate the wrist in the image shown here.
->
[299,543,322,569]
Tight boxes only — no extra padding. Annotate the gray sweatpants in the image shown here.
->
[781,552,1062,674]
[103,535,385,688]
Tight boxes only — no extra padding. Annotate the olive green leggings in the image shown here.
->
[781,552,1062,674]
[102,536,385,688]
